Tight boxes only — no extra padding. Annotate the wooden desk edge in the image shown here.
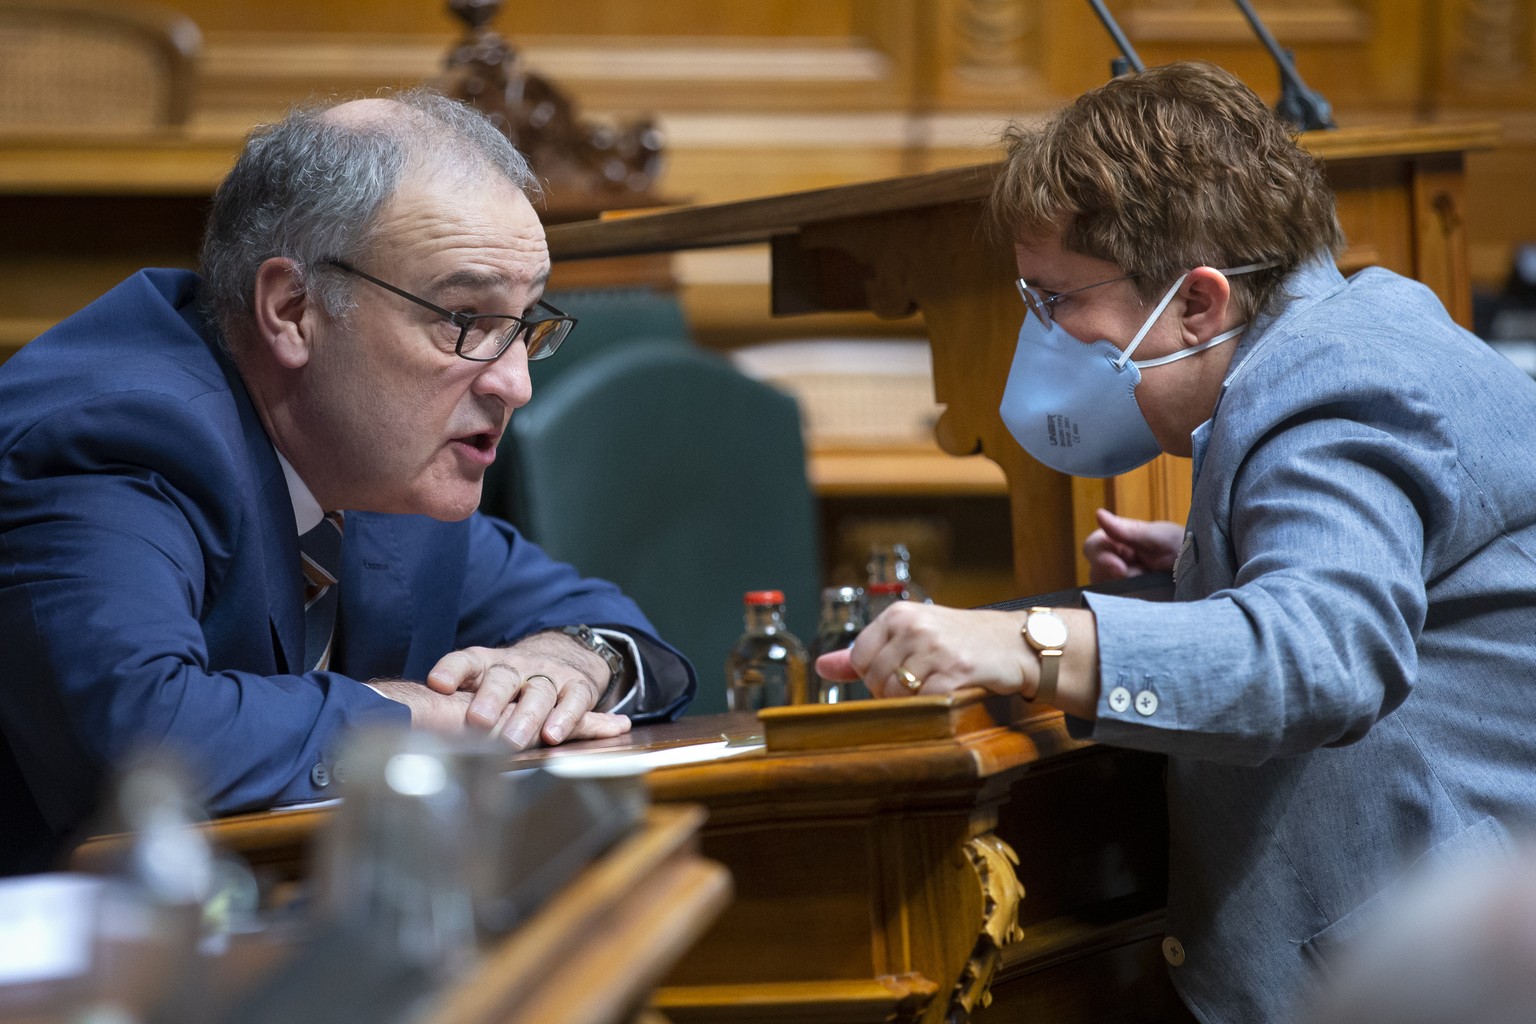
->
[427,803,727,1024]
[73,703,1096,873]
[654,974,942,1023]
[545,122,1502,262]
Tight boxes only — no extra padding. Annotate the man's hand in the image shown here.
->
[365,678,474,731]
[1083,508,1184,583]
[422,632,630,749]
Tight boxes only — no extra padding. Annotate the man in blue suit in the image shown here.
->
[0,90,695,874]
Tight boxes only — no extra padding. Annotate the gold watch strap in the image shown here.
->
[1034,650,1060,704]
[1023,606,1063,705]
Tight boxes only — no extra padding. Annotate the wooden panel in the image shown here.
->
[157,0,883,36]
[670,820,886,984]
[1412,153,1477,326]
[1330,158,1416,278]
[1433,0,1536,106]
[1108,456,1195,529]
[3,0,1515,294]
[919,0,1051,111]
[657,976,941,1024]
[194,33,922,125]
[5,5,1526,292]
[809,445,1007,498]
[426,805,729,1024]
[983,935,1195,1023]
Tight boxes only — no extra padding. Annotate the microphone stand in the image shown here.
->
[1086,0,1145,78]
[1228,0,1336,130]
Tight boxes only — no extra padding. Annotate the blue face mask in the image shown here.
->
[998,262,1275,478]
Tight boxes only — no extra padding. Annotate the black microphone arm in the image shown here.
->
[1228,0,1336,131]
[1086,0,1145,77]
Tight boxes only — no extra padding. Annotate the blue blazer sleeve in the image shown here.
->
[336,511,695,723]
[458,513,696,720]
[0,390,407,838]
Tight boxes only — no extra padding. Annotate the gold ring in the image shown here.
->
[895,665,923,693]
[524,673,554,688]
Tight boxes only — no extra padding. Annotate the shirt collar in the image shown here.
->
[1222,250,1347,391]
[274,449,324,535]
[1189,251,1346,481]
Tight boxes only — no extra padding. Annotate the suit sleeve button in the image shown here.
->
[311,762,331,788]
[1134,690,1160,716]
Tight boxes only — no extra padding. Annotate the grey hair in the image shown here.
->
[199,88,539,349]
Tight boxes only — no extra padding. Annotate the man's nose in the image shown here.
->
[474,339,533,409]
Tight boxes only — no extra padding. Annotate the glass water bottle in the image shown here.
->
[811,585,870,703]
[725,590,809,711]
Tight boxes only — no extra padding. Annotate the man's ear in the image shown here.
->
[1177,266,1235,348]
[251,257,319,369]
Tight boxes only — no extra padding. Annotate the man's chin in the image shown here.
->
[410,479,485,522]
[425,494,483,522]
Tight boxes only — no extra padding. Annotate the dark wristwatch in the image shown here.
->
[558,624,626,688]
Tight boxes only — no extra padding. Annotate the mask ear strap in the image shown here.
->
[1115,260,1279,371]
[1133,324,1246,369]
[1113,274,1187,370]
[1218,260,1279,276]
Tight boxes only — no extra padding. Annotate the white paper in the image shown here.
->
[529,739,763,779]
[0,874,103,985]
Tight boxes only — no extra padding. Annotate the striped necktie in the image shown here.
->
[299,511,345,672]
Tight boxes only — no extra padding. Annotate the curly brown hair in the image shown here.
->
[991,61,1344,319]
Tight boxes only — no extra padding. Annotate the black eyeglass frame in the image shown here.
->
[320,258,577,362]
[1015,273,1138,326]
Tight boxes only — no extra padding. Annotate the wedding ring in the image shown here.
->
[523,673,554,688]
[895,665,923,693]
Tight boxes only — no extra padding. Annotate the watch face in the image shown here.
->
[1027,611,1068,650]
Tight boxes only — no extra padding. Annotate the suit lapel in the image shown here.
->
[211,340,306,675]
[336,512,414,679]
[261,467,305,675]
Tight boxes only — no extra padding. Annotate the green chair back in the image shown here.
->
[491,340,821,715]
[533,285,693,391]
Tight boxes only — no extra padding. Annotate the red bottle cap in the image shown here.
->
[744,590,785,605]
[867,582,906,595]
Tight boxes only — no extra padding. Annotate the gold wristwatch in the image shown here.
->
[1022,607,1067,704]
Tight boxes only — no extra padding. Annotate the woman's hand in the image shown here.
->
[1083,508,1184,583]
[814,602,1035,699]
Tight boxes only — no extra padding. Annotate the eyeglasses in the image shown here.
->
[321,259,577,362]
[1016,273,1137,325]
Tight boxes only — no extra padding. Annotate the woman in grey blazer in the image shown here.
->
[818,60,1536,1024]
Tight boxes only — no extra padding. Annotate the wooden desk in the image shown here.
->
[642,700,1180,1024]
[428,804,729,1024]
[107,697,1179,1024]
[69,804,728,1024]
[809,442,1007,498]
[545,123,1498,592]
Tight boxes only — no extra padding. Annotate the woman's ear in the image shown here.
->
[1178,266,1235,348]
[250,257,318,369]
